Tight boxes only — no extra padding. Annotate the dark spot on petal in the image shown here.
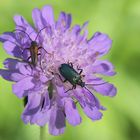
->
[55,109,66,129]
[101,63,109,71]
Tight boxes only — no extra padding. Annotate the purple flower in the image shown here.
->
[0,5,117,135]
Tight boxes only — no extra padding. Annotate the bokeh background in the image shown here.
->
[0,0,140,140]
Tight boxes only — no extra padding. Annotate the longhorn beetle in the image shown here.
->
[58,63,107,94]
[13,26,49,68]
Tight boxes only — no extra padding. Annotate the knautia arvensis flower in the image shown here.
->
[0,5,117,135]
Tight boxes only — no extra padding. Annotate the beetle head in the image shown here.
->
[31,41,38,46]
[79,81,85,87]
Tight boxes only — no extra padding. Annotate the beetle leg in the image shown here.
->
[65,85,76,93]
[65,88,72,93]
[73,85,76,89]
[26,56,35,71]
[38,53,44,71]
[38,53,41,65]
[58,74,67,83]
[79,69,83,75]
[68,61,73,67]
[38,46,50,55]
[38,46,42,50]
[27,56,31,61]
[63,79,67,82]
[70,62,73,67]
[24,57,34,73]
[76,65,83,74]
[37,53,41,56]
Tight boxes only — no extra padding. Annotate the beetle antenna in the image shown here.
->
[84,86,94,96]
[12,29,32,41]
[35,26,48,41]
[85,81,108,86]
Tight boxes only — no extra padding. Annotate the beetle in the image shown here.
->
[59,63,85,92]
[58,62,107,93]
[13,27,49,68]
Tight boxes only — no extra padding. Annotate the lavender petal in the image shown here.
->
[49,106,65,135]
[12,76,34,98]
[88,32,112,57]
[64,98,81,126]
[41,5,55,27]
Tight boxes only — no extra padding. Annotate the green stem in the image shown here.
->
[40,126,47,140]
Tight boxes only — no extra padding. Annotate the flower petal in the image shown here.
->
[56,85,67,97]
[3,58,21,70]
[17,63,32,76]
[42,5,55,27]
[35,109,51,126]
[92,60,116,76]
[71,25,81,35]
[85,76,117,97]
[88,32,112,56]
[3,41,22,58]
[39,74,50,83]
[11,73,26,82]
[0,59,25,82]
[23,93,42,115]
[56,12,71,30]
[4,58,31,76]
[14,15,35,39]
[0,32,16,43]
[64,98,81,126]
[21,114,31,124]
[42,91,50,110]
[32,8,44,30]
[83,106,102,121]
[49,106,65,136]
[12,76,34,98]
[74,88,102,121]
[82,88,101,109]
[22,92,50,126]
[93,82,117,97]
[0,69,15,81]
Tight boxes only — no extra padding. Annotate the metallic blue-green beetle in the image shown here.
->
[59,63,85,92]
[58,63,107,93]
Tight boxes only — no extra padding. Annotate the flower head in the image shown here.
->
[0,5,117,135]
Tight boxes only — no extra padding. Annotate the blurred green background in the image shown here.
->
[0,0,140,140]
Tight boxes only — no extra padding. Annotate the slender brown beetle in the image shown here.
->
[14,27,49,68]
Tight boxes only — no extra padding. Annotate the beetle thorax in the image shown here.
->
[73,75,85,87]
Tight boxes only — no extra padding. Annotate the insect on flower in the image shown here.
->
[12,27,49,68]
[59,62,107,93]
